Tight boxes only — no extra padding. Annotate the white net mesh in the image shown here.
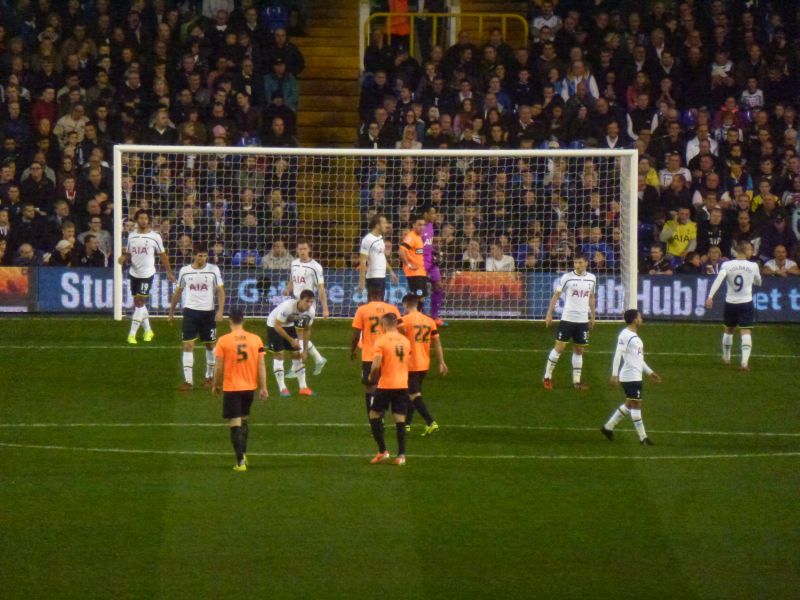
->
[114,147,636,319]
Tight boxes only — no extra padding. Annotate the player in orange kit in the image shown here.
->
[401,293,447,436]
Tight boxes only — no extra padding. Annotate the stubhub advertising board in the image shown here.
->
[34,268,800,322]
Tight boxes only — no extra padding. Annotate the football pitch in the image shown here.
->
[1,317,798,599]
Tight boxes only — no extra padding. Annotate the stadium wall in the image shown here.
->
[4,267,800,322]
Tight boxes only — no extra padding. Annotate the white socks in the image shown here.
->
[741,334,752,367]
[141,306,152,333]
[299,339,325,365]
[205,349,215,379]
[273,358,286,390]
[722,333,733,362]
[182,351,194,385]
[604,404,630,430]
[571,353,583,384]
[129,306,143,336]
[544,349,561,378]
[631,408,647,441]
[292,359,307,388]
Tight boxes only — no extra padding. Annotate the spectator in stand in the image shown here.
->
[641,243,673,275]
[76,233,106,267]
[485,242,515,272]
[759,213,797,263]
[263,116,297,147]
[262,239,293,270]
[762,244,800,277]
[364,29,394,75]
[141,108,178,145]
[660,207,697,261]
[14,243,41,267]
[78,215,112,257]
[676,251,702,274]
[461,239,484,271]
[264,58,298,112]
[263,28,304,76]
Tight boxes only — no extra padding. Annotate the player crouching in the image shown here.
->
[267,290,316,397]
[168,243,224,391]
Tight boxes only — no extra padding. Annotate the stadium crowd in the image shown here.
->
[357,0,800,277]
[0,0,305,268]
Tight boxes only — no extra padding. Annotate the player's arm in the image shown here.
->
[610,343,623,385]
[318,282,330,318]
[274,319,300,349]
[705,268,728,308]
[215,284,225,322]
[300,325,311,360]
[117,250,130,265]
[643,359,661,382]
[358,252,368,292]
[433,334,448,376]
[212,355,224,395]
[257,348,268,400]
[284,277,294,296]
[167,283,183,323]
[368,353,382,384]
[350,327,361,360]
[588,292,596,329]
[399,241,417,271]
[544,288,562,327]
[386,258,399,283]
[160,250,176,283]
[754,266,763,286]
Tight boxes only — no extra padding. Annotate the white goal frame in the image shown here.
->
[113,145,638,321]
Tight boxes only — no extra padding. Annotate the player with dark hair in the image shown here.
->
[400,216,428,299]
[602,308,661,446]
[266,289,316,397]
[368,312,411,466]
[118,209,176,344]
[351,287,401,415]
[422,204,446,325]
[705,240,762,370]
[168,243,225,391]
[357,214,398,297]
[212,308,268,471]
[543,253,596,390]
[401,293,447,436]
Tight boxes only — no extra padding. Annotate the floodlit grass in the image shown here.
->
[1,317,798,599]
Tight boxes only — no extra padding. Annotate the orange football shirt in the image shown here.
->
[351,301,401,361]
[401,230,426,277]
[374,331,411,389]
[214,329,265,391]
[402,310,439,372]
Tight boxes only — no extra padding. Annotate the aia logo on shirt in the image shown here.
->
[571,289,590,297]
[293,275,307,284]
[131,246,149,255]
[189,282,209,292]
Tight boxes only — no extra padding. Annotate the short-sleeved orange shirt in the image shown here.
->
[402,310,439,372]
[401,230,426,277]
[214,329,265,391]
[351,301,402,361]
[374,331,411,390]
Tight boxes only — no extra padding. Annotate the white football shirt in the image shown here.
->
[127,230,165,278]
[177,263,223,311]
[708,259,762,304]
[267,297,315,328]
[612,328,653,382]
[557,271,596,323]
[289,258,324,297]
[360,232,387,278]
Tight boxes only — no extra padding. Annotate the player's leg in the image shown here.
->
[239,392,254,465]
[292,350,315,396]
[368,391,390,462]
[601,401,630,440]
[140,303,153,341]
[180,339,195,390]
[298,337,326,374]
[543,332,568,388]
[201,312,217,386]
[429,267,446,324]
[740,327,752,370]
[627,399,652,445]
[274,351,290,396]
[722,327,734,364]
[224,392,246,470]
[127,283,145,343]
[391,392,408,465]
[571,323,590,389]
[362,362,375,416]
[204,342,216,386]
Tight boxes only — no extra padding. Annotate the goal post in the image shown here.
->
[112,145,637,321]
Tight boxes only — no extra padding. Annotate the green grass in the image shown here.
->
[1,317,799,599]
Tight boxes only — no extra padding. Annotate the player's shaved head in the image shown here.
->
[229,308,245,325]
[381,313,399,328]
[402,293,419,307]
[367,288,384,301]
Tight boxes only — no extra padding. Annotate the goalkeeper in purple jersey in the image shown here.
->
[422,205,446,325]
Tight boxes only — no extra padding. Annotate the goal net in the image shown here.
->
[113,146,637,320]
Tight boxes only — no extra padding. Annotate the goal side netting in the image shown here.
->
[112,146,637,320]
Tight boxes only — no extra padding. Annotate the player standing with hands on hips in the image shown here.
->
[168,243,225,391]
[212,308,268,472]
[358,214,398,298]
[705,240,761,370]
[543,254,596,390]
[118,209,176,344]
[602,309,661,446]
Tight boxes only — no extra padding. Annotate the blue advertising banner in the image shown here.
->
[34,268,800,322]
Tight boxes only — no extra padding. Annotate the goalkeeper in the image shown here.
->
[422,205,446,325]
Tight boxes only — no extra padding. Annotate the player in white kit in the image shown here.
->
[705,240,762,370]
[284,241,329,377]
[118,209,176,344]
[602,309,662,446]
[543,254,596,390]
[357,214,398,298]
[168,243,225,391]
[266,290,316,397]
